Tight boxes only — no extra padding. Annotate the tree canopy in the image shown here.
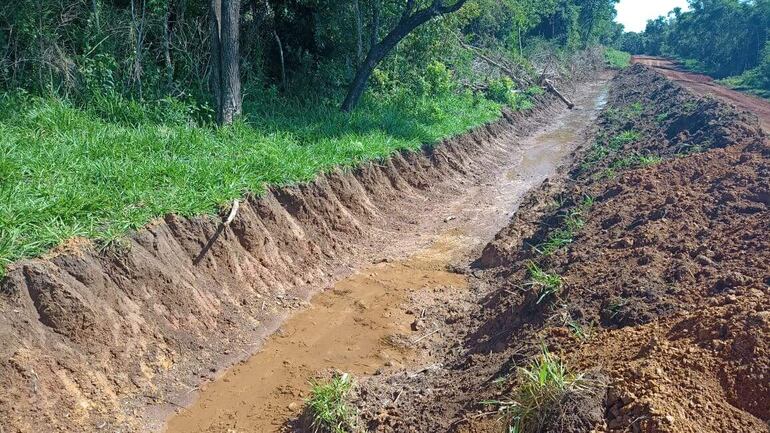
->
[616,0,770,92]
[0,0,622,114]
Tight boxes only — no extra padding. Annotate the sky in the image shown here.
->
[615,0,691,32]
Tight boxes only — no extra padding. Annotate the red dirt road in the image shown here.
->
[633,55,770,132]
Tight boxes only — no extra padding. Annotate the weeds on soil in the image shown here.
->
[604,48,631,70]
[535,196,592,256]
[306,373,358,433]
[484,348,586,433]
[526,262,563,304]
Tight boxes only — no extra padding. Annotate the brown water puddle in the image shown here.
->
[164,235,468,433]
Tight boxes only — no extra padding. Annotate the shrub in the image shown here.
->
[604,48,631,69]
[423,61,455,96]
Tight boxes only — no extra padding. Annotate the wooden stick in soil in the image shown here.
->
[412,328,440,343]
[543,79,574,109]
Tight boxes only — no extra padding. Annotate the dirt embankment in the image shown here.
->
[0,90,570,432]
[632,55,770,132]
[351,64,769,433]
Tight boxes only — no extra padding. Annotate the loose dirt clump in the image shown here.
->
[349,65,770,433]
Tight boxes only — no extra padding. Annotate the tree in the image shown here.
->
[340,0,469,112]
[210,0,242,125]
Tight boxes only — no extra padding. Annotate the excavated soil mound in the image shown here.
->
[352,65,769,433]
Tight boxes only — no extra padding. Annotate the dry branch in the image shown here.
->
[457,39,530,88]
[543,79,574,109]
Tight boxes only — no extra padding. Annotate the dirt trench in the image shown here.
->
[160,79,611,433]
[0,71,610,431]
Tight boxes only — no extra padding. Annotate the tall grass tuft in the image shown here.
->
[485,349,587,433]
[306,373,358,433]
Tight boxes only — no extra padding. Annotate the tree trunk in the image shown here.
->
[273,31,286,89]
[341,0,468,112]
[353,0,363,64]
[220,0,241,123]
[163,0,175,93]
[210,0,242,125]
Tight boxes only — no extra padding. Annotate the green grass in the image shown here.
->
[608,130,640,150]
[306,373,357,433]
[719,74,770,99]
[526,262,563,304]
[534,196,592,257]
[604,48,631,69]
[483,348,586,433]
[0,90,501,276]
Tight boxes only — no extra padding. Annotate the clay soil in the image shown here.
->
[345,65,770,433]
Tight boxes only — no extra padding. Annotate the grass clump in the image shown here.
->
[604,48,631,69]
[485,348,586,433]
[306,373,358,433]
[0,89,501,277]
[487,77,536,110]
[526,262,563,304]
[535,196,592,256]
[608,130,640,150]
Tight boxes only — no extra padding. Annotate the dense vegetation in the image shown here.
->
[0,0,621,274]
[617,0,770,95]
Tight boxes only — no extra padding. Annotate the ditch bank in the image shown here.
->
[0,74,608,433]
[346,64,769,433]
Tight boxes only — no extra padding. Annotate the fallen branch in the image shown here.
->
[543,79,574,109]
[392,388,405,404]
[412,328,440,343]
[457,39,530,88]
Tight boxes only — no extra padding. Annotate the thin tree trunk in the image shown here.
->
[210,0,241,124]
[91,0,100,28]
[273,31,286,89]
[210,0,223,121]
[370,0,379,51]
[353,0,363,63]
[131,0,146,99]
[163,0,175,92]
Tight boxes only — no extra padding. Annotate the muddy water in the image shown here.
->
[163,79,609,433]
